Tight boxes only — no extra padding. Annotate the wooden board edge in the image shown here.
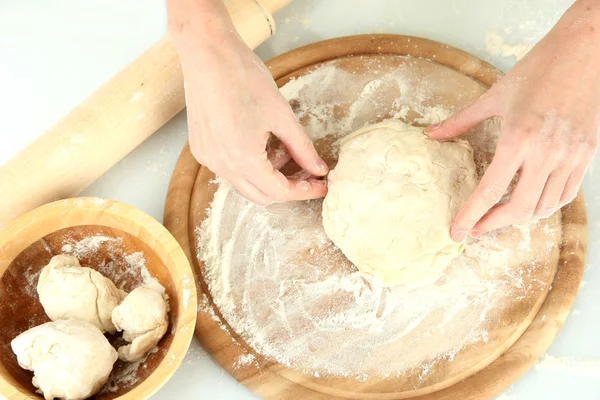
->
[412,191,587,400]
[266,34,502,87]
[162,34,588,400]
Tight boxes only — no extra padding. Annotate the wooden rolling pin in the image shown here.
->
[0,0,291,230]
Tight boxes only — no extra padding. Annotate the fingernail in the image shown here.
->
[424,123,441,134]
[316,156,329,174]
[470,229,484,238]
[451,229,467,242]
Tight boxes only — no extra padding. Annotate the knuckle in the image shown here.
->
[515,124,539,143]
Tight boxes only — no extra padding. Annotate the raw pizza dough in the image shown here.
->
[11,319,118,400]
[37,254,125,334]
[112,287,169,361]
[322,119,478,286]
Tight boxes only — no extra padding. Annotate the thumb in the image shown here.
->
[275,119,329,177]
[425,95,495,140]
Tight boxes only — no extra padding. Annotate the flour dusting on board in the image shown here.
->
[196,57,562,381]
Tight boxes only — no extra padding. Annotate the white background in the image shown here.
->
[2,1,600,399]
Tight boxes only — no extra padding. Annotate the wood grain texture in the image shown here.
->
[0,198,197,400]
[163,35,587,399]
[0,0,293,230]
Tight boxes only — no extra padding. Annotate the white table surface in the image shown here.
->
[2,1,599,399]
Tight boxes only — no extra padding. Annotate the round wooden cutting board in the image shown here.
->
[163,35,587,400]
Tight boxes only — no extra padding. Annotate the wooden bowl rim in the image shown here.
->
[0,197,197,400]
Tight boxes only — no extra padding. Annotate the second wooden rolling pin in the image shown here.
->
[0,0,291,229]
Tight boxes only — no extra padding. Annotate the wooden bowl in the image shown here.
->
[0,198,197,400]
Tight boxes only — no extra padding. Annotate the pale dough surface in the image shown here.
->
[322,119,478,286]
[37,254,125,334]
[112,287,168,362]
[11,319,117,400]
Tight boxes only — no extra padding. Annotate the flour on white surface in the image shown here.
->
[495,393,518,400]
[196,60,561,380]
[485,31,532,60]
[535,354,600,376]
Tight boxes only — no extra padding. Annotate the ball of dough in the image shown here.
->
[37,254,125,334]
[322,119,478,286]
[112,287,168,362]
[11,319,118,400]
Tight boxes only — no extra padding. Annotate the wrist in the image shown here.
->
[564,0,600,37]
[167,0,236,51]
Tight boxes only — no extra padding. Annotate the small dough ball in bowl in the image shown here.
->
[112,287,169,362]
[10,319,118,400]
[37,254,124,334]
[322,119,478,286]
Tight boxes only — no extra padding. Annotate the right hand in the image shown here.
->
[169,5,328,206]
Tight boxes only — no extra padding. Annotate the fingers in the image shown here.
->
[425,95,496,140]
[224,164,328,206]
[245,157,328,203]
[559,161,588,207]
[275,119,329,177]
[450,151,521,241]
[534,168,571,218]
[228,175,273,206]
[472,165,550,235]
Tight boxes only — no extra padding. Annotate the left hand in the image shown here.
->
[426,0,600,241]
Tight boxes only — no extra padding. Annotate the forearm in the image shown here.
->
[166,0,235,51]
[555,0,600,44]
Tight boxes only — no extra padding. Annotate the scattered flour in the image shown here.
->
[61,235,121,258]
[22,264,42,298]
[233,353,257,369]
[196,59,563,383]
[535,354,600,376]
[59,236,167,301]
[125,251,166,296]
[130,91,144,103]
[484,31,532,61]
[99,346,158,394]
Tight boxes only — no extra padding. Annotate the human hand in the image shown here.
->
[168,0,328,206]
[426,0,600,241]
